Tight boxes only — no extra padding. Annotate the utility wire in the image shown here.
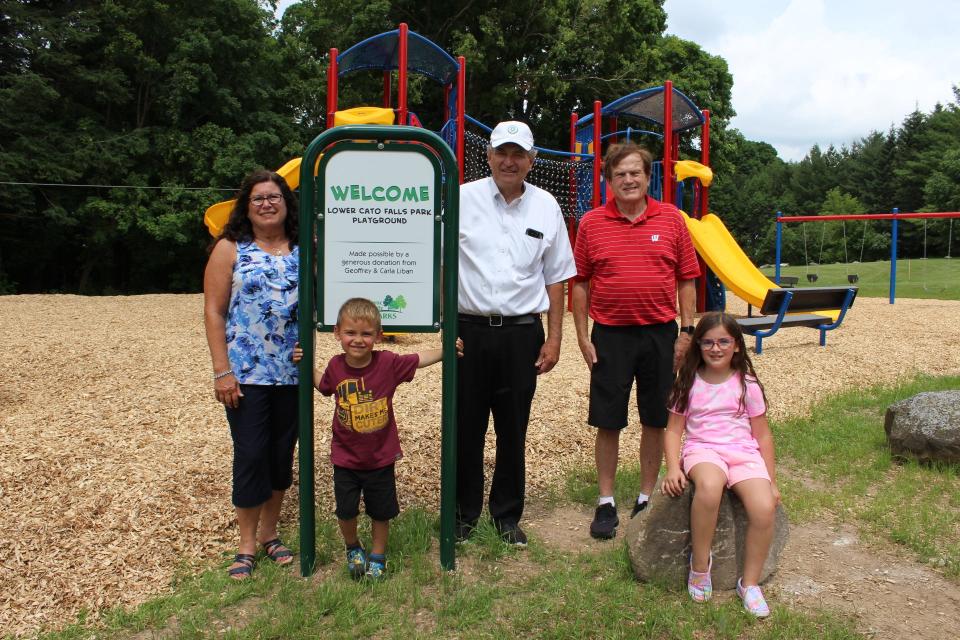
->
[0,181,235,192]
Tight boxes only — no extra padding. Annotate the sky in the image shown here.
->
[276,0,959,162]
[662,0,960,160]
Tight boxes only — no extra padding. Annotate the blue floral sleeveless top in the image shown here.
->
[226,241,299,385]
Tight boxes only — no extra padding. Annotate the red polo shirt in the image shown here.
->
[574,195,700,326]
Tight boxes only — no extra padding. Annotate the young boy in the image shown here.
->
[295,297,460,580]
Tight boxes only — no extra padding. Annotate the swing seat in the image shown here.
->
[847,274,859,284]
[737,286,858,354]
[806,274,818,283]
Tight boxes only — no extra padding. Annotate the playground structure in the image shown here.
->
[568,83,718,312]
[201,23,860,350]
[204,24,466,237]
[775,210,960,304]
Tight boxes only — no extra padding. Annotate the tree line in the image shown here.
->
[0,1,956,294]
[711,90,960,267]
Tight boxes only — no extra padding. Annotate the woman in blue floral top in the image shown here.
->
[203,169,300,580]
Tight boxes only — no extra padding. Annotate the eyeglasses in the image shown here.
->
[699,338,735,350]
[251,194,283,207]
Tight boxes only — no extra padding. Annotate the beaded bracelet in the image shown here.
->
[213,370,234,380]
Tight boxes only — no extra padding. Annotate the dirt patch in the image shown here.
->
[1,293,959,637]
[523,503,600,555]
[770,522,960,639]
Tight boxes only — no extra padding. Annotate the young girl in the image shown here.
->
[661,312,780,617]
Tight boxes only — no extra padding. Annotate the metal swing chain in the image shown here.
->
[859,220,868,263]
[842,220,849,265]
[817,223,826,266]
[947,219,953,259]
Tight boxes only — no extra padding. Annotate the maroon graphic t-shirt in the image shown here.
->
[318,350,419,470]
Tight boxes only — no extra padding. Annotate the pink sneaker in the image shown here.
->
[687,553,712,602]
[736,578,770,617]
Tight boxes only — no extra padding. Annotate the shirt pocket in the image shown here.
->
[516,232,548,275]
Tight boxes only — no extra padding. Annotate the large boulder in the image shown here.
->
[885,390,960,464]
[624,479,789,589]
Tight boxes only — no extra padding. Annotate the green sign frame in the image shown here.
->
[297,125,460,575]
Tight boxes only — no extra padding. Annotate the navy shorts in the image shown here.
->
[588,321,678,430]
[225,385,299,508]
[333,463,400,522]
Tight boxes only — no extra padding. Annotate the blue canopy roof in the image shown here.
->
[337,29,460,86]
[577,85,705,133]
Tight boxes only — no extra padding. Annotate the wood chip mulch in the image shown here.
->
[2,293,959,636]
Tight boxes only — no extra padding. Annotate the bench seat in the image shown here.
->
[738,313,830,332]
[735,286,858,353]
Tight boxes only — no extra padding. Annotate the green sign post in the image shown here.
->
[297,125,460,575]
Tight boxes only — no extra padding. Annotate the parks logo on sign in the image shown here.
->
[378,294,407,320]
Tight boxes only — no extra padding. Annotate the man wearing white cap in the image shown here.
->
[455,121,576,545]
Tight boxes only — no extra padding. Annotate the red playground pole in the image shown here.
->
[662,81,673,204]
[456,56,466,184]
[699,109,711,217]
[326,48,339,128]
[567,111,579,311]
[695,109,711,312]
[592,100,602,208]
[398,23,409,126]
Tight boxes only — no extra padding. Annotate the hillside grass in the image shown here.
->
[759,257,960,300]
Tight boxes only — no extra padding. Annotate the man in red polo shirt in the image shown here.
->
[572,142,700,540]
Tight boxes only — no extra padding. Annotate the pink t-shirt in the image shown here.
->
[318,350,419,470]
[672,372,766,454]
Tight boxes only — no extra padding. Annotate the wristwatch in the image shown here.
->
[679,325,695,335]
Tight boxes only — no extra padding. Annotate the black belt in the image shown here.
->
[458,313,539,327]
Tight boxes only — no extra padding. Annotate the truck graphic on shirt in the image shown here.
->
[335,377,389,433]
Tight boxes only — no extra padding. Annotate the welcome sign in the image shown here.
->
[320,146,441,329]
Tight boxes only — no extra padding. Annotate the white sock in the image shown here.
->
[598,495,615,507]
[636,493,650,505]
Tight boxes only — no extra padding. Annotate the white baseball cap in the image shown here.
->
[489,121,534,151]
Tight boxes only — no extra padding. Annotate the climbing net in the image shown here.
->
[462,130,593,219]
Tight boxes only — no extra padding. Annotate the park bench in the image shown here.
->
[778,276,799,288]
[738,286,858,354]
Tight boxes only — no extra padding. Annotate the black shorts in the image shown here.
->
[588,321,678,430]
[333,464,400,522]
[225,385,299,508]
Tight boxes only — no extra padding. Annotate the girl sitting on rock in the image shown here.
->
[661,312,779,617]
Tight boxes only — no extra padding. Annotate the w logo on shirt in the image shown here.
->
[651,234,660,242]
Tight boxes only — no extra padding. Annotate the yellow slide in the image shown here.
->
[203,107,395,237]
[682,211,841,320]
[682,211,774,309]
[203,157,302,237]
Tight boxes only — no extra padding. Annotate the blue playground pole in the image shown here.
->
[775,211,782,284]
[889,207,899,304]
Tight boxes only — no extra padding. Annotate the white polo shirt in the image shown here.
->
[458,177,576,315]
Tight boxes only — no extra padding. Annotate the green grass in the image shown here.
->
[29,515,862,640]
[759,257,960,300]
[32,520,861,640]
[29,375,960,640]
[773,374,960,577]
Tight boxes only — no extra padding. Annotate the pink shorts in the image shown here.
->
[682,446,770,487]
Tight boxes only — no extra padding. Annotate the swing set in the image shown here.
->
[800,218,867,284]
[775,209,960,303]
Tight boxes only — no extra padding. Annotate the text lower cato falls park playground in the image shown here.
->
[328,184,432,224]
